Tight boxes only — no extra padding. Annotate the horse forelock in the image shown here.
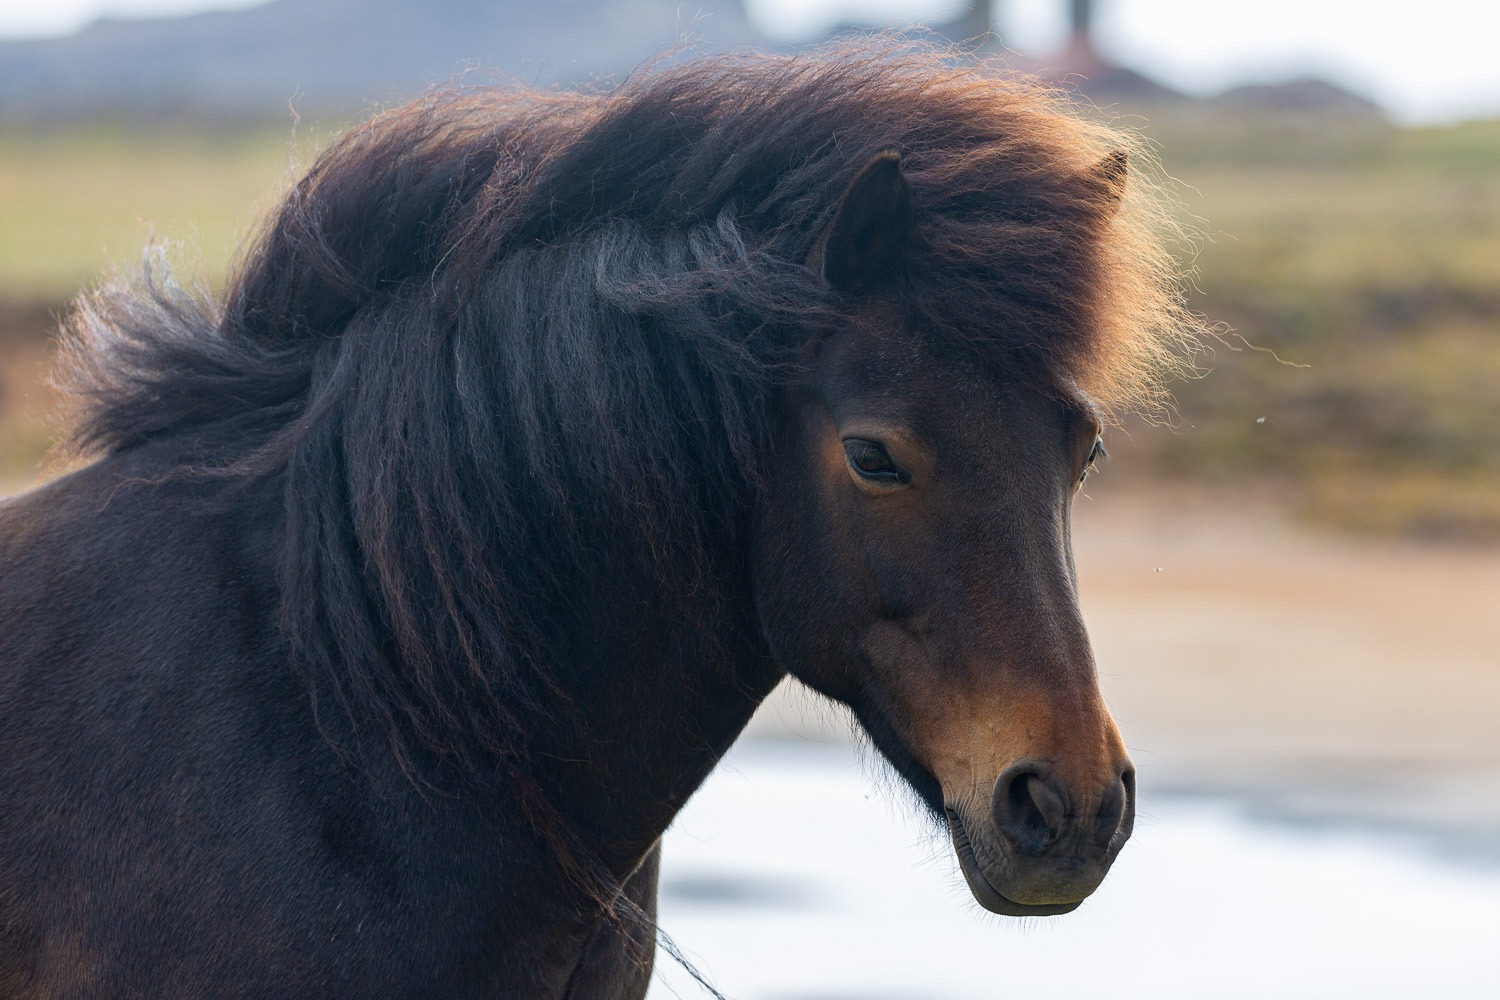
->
[52,38,1202,783]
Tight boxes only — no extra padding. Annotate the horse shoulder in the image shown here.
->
[0,454,610,996]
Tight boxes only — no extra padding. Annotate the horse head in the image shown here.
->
[753,151,1134,916]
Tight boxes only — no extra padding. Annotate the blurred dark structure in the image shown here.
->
[1207,77,1384,120]
[1033,0,1185,105]
[932,0,1381,119]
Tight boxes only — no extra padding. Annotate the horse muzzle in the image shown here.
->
[945,758,1135,916]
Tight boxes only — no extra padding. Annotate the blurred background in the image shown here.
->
[1,1,1496,996]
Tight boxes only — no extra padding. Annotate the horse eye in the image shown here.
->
[1080,437,1107,485]
[843,439,909,485]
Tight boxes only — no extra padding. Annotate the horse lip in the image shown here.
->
[946,809,1085,918]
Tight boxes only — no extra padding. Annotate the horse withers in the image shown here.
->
[0,42,1195,998]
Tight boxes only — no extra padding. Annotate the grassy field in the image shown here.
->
[0,123,323,490]
[0,124,328,302]
[2,112,1498,538]
[1136,112,1500,539]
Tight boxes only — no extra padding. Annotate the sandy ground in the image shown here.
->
[749,483,1500,857]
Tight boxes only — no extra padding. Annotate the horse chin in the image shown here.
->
[946,810,1090,918]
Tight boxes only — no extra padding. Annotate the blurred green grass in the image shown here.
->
[2,113,1498,538]
[0,123,321,490]
[1126,111,1500,540]
[0,124,321,302]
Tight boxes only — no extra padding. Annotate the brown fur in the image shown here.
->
[1,38,1203,994]
[52,39,1200,783]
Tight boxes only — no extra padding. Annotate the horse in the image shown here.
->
[0,41,1196,999]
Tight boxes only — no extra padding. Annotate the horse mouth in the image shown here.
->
[946,810,1085,917]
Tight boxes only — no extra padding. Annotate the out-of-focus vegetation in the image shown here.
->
[0,125,323,301]
[1,112,1497,539]
[0,124,321,490]
[1131,112,1500,540]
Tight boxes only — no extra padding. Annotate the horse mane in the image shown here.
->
[55,38,1201,780]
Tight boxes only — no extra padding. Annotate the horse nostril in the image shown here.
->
[991,762,1068,855]
[992,762,1136,855]
[1093,765,1134,849]
[1117,765,1138,844]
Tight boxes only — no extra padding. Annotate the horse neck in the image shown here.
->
[518,555,784,872]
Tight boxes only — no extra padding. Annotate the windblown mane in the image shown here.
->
[56,39,1200,778]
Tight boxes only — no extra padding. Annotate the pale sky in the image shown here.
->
[2,0,1498,124]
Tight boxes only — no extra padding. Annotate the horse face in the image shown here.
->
[749,153,1134,916]
[753,321,1133,915]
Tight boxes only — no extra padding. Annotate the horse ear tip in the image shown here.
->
[1093,150,1129,216]
[873,150,909,187]
[814,149,914,292]
[1101,149,1128,183]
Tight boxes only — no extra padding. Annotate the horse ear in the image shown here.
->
[812,151,913,293]
[1091,150,1129,219]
